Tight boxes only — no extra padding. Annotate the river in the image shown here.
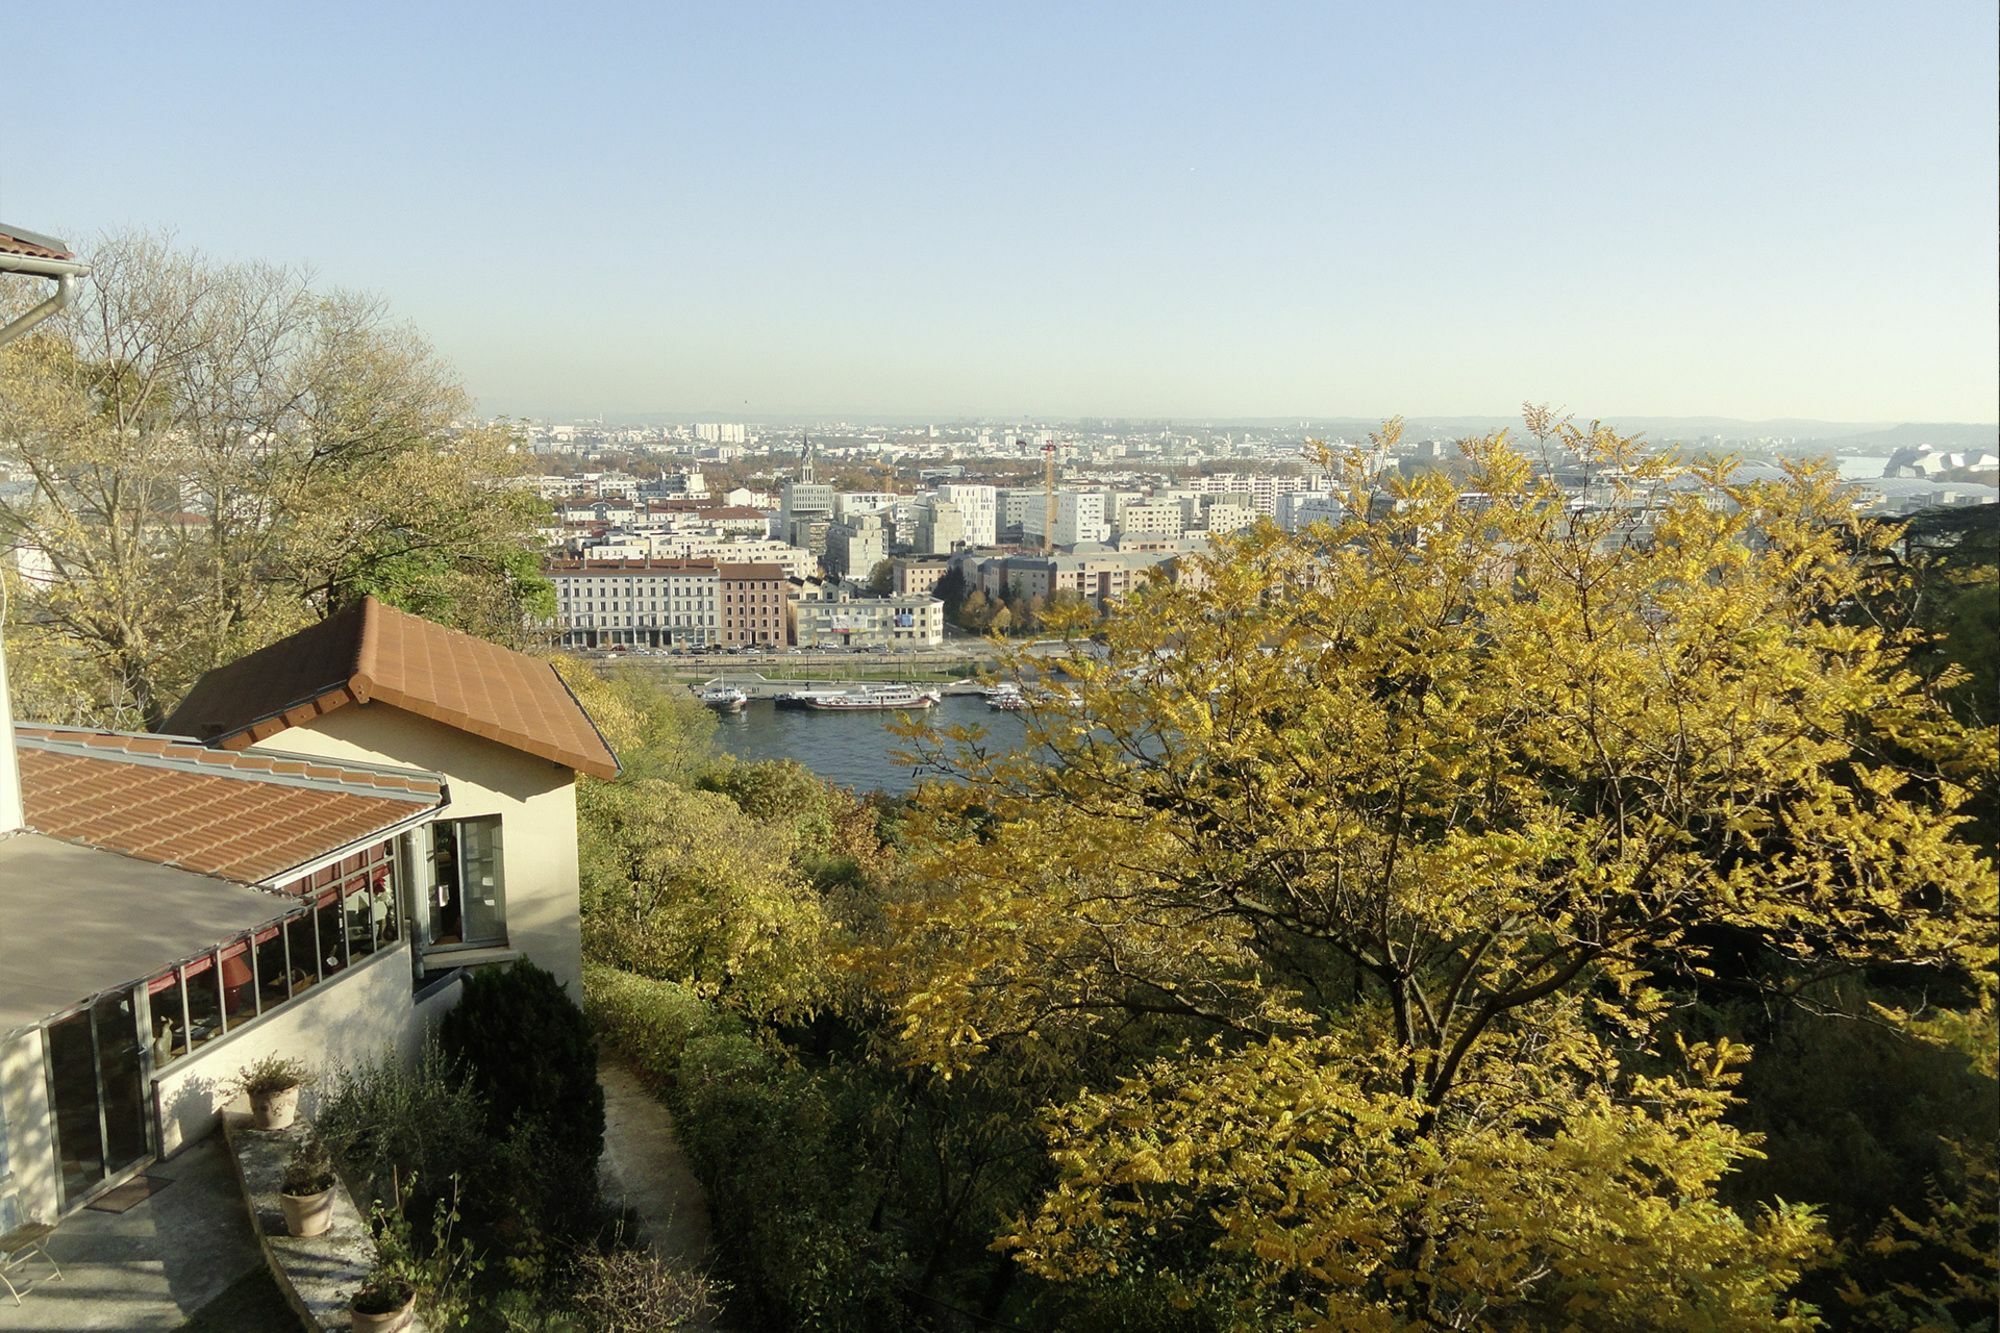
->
[710,694,1030,794]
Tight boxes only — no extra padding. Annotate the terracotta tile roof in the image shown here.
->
[161,597,620,780]
[716,563,788,581]
[0,225,74,262]
[16,726,445,885]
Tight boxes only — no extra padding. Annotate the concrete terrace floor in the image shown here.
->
[0,1138,279,1332]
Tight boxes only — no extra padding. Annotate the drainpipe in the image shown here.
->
[0,246,90,836]
[0,252,89,349]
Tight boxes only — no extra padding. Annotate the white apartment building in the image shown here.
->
[914,499,965,555]
[1278,493,1345,531]
[835,491,900,521]
[1118,502,1185,539]
[792,586,946,649]
[825,514,889,581]
[936,483,997,547]
[1055,491,1109,546]
[549,560,721,648]
[640,535,814,579]
[1276,491,1341,531]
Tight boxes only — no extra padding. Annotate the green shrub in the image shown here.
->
[439,960,605,1190]
[584,964,735,1085]
[317,1043,485,1209]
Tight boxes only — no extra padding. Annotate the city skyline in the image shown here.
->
[4,2,1995,422]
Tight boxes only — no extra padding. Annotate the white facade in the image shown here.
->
[937,483,997,547]
[550,564,722,647]
[826,515,889,581]
[1055,491,1109,546]
[914,499,965,555]
[1278,493,1344,531]
[793,589,946,649]
[1117,502,1184,539]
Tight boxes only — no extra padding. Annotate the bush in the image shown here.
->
[317,1043,485,1210]
[568,1246,726,1332]
[584,965,732,1085]
[438,961,605,1193]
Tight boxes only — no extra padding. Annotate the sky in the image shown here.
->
[4,2,1995,424]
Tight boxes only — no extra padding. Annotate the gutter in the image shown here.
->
[0,252,90,349]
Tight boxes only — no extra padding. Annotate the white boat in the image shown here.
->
[774,688,849,709]
[697,686,748,713]
[985,687,1028,711]
[802,686,941,711]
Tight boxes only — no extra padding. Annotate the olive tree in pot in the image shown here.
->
[231,1055,313,1130]
[279,1135,337,1237]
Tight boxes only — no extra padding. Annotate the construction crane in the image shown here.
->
[1042,439,1058,554]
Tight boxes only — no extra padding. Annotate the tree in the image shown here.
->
[865,559,894,597]
[0,231,549,728]
[874,419,1995,1328]
[581,778,831,1020]
[438,959,604,1203]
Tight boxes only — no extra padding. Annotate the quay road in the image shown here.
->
[580,638,1093,677]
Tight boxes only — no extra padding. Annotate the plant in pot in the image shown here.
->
[350,1267,417,1333]
[231,1054,313,1130]
[278,1134,338,1237]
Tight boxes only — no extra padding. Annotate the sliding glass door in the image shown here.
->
[45,990,151,1210]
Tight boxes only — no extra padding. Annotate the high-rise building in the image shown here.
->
[914,499,965,556]
[1054,491,1109,546]
[936,483,997,547]
[825,513,889,581]
[779,436,835,550]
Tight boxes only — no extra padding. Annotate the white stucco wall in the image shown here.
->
[153,945,430,1157]
[248,705,585,996]
[0,1028,55,1224]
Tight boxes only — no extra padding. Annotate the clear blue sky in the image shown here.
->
[5,2,1994,423]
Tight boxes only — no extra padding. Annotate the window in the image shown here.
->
[183,953,224,1051]
[427,817,507,948]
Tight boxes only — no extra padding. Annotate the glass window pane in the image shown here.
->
[458,817,507,946]
[46,1008,103,1200]
[315,892,347,978]
[256,926,289,1011]
[146,973,185,1065]
[220,939,255,1027]
[429,823,463,945]
[285,913,318,993]
[185,956,224,1051]
[93,992,148,1175]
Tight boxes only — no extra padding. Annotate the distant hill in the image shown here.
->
[1792,422,1999,453]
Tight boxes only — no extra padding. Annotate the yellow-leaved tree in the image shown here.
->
[870,416,1996,1330]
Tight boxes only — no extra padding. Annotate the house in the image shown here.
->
[0,596,616,1226]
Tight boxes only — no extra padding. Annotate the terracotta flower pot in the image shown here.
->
[279,1187,334,1237]
[350,1290,416,1332]
[251,1083,300,1130]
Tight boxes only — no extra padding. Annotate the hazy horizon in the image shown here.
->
[5,2,1995,423]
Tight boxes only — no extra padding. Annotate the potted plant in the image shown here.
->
[350,1268,417,1332]
[230,1054,312,1130]
[278,1135,337,1237]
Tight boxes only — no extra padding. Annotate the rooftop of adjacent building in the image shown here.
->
[163,595,619,780]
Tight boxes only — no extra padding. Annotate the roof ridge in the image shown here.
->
[354,596,384,688]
